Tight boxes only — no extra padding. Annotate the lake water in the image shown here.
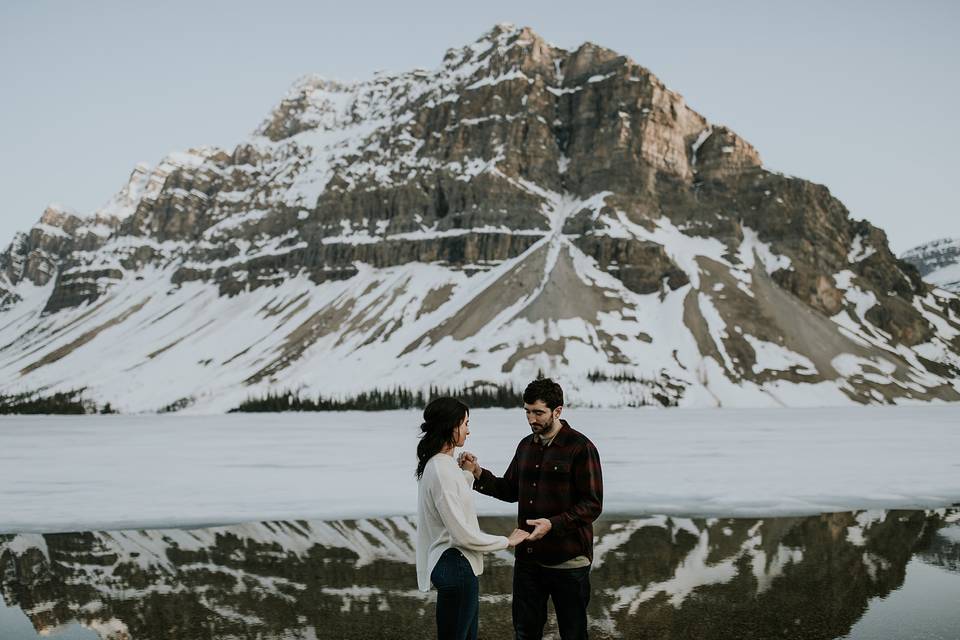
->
[2,509,958,639]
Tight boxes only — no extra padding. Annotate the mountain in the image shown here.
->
[901,237,960,293]
[2,24,959,413]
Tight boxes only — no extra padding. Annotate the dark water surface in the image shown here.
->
[1,510,959,639]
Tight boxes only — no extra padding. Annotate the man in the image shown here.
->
[459,378,603,640]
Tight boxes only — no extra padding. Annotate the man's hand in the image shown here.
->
[457,452,482,479]
[526,518,552,541]
[507,528,530,547]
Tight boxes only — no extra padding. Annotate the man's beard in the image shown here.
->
[530,417,556,435]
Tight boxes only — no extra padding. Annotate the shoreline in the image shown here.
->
[4,503,960,537]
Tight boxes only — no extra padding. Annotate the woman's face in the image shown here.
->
[453,413,470,447]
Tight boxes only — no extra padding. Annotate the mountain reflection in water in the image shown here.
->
[1,510,958,639]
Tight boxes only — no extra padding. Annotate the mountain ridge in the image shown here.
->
[902,237,960,293]
[2,24,959,413]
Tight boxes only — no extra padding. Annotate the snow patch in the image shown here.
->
[848,234,877,263]
[690,128,712,167]
[743,335,817,375]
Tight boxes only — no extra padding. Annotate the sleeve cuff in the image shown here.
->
[475,468,492,492]
[548,515,565,534]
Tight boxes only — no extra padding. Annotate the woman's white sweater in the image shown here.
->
[416,453,509,592]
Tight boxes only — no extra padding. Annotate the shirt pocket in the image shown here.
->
[545,460,571,475]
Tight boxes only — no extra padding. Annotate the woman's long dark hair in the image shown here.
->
[415,397,469,480]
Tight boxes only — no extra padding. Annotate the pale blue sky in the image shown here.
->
[1,0,957,254]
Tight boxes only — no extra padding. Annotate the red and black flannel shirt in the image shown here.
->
[474,419,603,565]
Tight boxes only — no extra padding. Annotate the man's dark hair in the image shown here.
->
[523,378,564,410]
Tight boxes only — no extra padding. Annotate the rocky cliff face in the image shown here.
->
[902,237,960,293]
[2,24,959,412]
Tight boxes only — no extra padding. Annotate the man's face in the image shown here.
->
[524,400,561,436]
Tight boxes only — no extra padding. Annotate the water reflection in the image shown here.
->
[1,510,958,639]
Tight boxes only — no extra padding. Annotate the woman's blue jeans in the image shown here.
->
[430,547,479,640]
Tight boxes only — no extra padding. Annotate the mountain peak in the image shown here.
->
[902,237,960,259]
[902,237,960,292]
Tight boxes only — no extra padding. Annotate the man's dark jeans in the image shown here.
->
[430,548,479,640]
[513,560,591,639]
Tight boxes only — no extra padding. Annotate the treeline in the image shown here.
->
[585,369,680,407]
[0,389,117,415]
[231,383,526,412]
[587,369,643,383]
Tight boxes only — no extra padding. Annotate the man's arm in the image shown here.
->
[472,448,520,503]
[546,441,603,535]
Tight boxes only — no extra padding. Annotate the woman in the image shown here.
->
[416,397,528,640]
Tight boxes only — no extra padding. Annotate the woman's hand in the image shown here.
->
[507,528,530,547]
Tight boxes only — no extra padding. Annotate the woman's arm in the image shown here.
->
[433,483,509,551]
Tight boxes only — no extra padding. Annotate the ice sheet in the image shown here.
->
[1,406,958,534]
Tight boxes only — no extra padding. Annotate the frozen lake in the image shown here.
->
[1,406,959,534]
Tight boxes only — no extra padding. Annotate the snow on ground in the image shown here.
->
[926,262,960,290]
[0,406,958,534]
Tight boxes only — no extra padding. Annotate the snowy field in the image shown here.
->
[1,406,958,534]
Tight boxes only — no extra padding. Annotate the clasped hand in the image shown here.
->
[507,528,529,547]
[457,451,482,479]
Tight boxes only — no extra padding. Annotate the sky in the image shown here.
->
[1,0,957,255]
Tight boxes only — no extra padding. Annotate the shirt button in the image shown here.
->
[554,466,558,470]
[532,482,537,487]
[535,464,539,468]
[526,548,533,554]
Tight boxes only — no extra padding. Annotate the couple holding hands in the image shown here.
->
[416,379,604,640]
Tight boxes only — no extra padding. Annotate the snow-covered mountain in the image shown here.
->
[902,237,960,293]
[2,24,960,413]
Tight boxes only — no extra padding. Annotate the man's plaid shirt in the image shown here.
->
[474,419,603,565]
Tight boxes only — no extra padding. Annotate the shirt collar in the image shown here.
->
[534,419,570,446]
